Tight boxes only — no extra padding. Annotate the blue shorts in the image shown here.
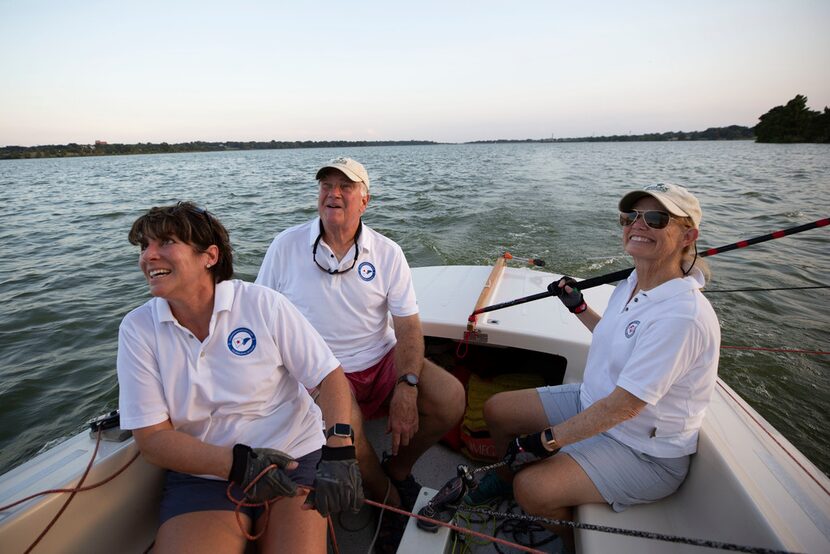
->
[159,449,321,525]
[537,384,689,512]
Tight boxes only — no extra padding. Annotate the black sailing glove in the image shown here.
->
[504,432,556,472]
[547,276,587,314]
[305,445,364,517]
[228,444,298,502]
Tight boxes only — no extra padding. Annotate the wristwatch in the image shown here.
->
[543,427,560,452]
[326,423,354,442]
[396,373,419,387]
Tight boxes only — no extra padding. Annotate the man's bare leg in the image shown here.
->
[383,359,465,481]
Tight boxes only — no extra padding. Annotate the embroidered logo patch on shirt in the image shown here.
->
[228,327,257,356]
[358,261,376,282]
[625,320,640,339]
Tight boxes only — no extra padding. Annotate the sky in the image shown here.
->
[1,0,829,146]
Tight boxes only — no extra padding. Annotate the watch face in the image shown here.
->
[399,373,418,386]
[329,423,353,438]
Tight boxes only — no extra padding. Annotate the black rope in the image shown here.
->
[492,500,558,553]
[704,285,830,293]
[458,505,799,554]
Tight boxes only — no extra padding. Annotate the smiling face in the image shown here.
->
[623,197,697,266]
[317,169,368,234]
[138,235,217,303]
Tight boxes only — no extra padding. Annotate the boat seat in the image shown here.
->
[575,425,786,554]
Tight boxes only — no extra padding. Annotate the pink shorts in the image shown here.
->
[346,347,397,420]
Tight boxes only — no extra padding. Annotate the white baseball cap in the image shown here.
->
[315,157,370,190]
[619,183,702,228]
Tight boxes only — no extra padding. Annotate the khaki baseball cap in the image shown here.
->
[315,157,370,190]
[619,183,702,228]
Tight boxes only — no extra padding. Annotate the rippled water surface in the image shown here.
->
[0,142,828,475]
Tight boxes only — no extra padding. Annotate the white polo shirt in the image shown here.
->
[256,218,418,373]
[580,268,720,457]
[117,279,339,468]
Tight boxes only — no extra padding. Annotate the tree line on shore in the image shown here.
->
[0,140,437,160]
[474,95,828,145]
[2,95,827,160]
[470,125,755,144]
[754,95,830,143]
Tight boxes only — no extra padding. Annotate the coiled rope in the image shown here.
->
[225,471,339,552]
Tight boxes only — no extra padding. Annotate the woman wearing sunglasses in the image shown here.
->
[116,202,362,553]
[472,184,720,551]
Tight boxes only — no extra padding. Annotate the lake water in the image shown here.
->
[0,141,828,476]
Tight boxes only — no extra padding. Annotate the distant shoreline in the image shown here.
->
[0,140,440,161]
[5,94,828,160]
[0,126,757,160]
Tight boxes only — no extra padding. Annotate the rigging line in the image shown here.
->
[24,428,103,554]
[367,492,798,554]
[492,502,558,553]
[472,217,830,317]
[458,505,797,554]
[362,498,547,554]
[705,285,830,293]
[721,345,830,355]
[0,450,140,512]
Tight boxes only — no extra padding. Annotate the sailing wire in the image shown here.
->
[704,285,830,293]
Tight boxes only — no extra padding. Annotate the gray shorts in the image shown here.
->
[537,384,689,512]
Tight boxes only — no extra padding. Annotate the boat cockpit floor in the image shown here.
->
[334,417,564,553]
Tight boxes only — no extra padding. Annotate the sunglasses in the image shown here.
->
[312,220,362,275]
[175,202,217,244]
[313,234,359,274]
[619,210,675,230]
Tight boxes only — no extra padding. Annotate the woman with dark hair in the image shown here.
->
[469,184,720,551]
[117,202,362,553]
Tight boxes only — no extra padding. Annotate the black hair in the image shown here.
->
[128,201,233,283]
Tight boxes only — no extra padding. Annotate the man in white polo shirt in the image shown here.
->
[256,157,465,549]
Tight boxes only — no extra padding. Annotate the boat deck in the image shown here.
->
[336,418,564,554]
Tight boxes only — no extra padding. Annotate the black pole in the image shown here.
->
[471,217,829,317]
